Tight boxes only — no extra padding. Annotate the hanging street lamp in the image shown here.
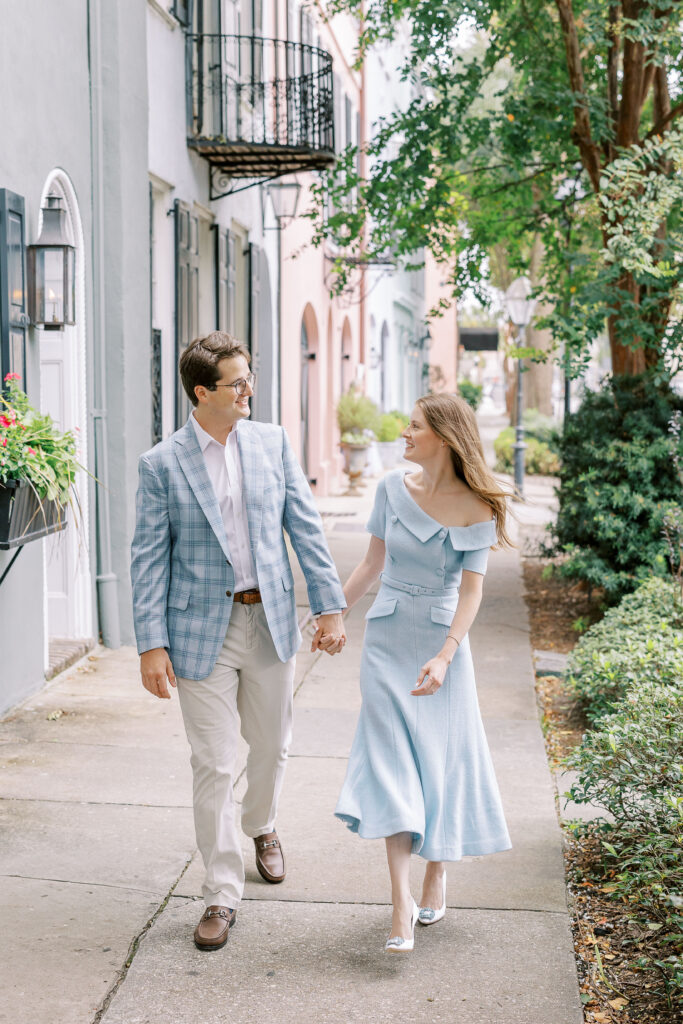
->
[504,276,536,498]
[28,194,75,331]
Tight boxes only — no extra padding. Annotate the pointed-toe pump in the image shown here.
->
[385,900,419,953]
[418,873,447,926]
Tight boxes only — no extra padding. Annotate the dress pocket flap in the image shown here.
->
[365,597,398,620]
[167,586,191,610]
[281,574,294,592]
[430,605,456,626]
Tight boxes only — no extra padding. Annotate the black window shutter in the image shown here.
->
[215,226,236,336]
[0,190,28,388]
[174,199,199,428]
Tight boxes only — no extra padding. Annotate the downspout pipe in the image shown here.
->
[87,0,121,648]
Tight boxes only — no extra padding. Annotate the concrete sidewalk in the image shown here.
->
[0,470,581,1024]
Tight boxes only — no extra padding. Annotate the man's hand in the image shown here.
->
[311,612,346,655]
[140,648,176,699]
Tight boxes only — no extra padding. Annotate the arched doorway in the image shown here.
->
[38,171,92,650]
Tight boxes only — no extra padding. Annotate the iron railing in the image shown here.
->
[187,34,336,178]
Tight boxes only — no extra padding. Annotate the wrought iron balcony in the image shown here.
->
[187,34,336,195]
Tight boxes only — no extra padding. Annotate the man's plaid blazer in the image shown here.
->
[130,416,346,679]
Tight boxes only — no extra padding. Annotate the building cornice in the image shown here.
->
[147,0,179,31]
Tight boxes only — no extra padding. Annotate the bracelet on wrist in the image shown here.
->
[447,634,460,647]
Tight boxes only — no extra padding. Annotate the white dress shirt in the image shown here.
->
[191,414,258,592]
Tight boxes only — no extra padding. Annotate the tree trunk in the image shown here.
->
[525,233,554,416]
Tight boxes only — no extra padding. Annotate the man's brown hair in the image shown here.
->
[179,332,250,407]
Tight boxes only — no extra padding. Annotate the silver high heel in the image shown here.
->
[418,872,447,926]
[385,900,419,953]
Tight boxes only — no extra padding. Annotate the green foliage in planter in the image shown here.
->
[376,413,404,443]
[457,379,483,411]
[566,679,683,1004]
[0,374,80,505]
[567,577,683,721]
[336,387,381,438]
[551,375,683,602]
[340,432,370,446]
[494,408,560,474]
[388,409,409,429]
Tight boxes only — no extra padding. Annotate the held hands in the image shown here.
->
[412,654,449,696]
[140,648,176,699]
[311,612,347,656]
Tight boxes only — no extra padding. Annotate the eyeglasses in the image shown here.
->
[209,372,256,396]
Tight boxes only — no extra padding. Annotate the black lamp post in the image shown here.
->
[28,194,75,331]
[504,276,536,498]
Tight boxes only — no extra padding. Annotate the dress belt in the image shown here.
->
[233,589,262,604]
[380,573,459,597]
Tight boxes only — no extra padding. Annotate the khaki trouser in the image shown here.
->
[176,601,296,908]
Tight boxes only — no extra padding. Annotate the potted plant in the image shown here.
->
[0,373,80,550]
[375,412,406,469]
[336,387,381,493]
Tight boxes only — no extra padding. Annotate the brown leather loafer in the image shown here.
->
[193,905,237,951]
[254,831,286,883]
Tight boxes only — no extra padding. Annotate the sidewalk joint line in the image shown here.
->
[1,872,171,898]
[90,851,195,1024]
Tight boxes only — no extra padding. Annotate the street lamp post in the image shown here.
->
[265,179,301,424]
[504,276,536,499]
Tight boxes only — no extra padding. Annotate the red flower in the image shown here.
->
[3,372,21,382]
[0,415,10,428]
[27,448,36,455]
[1,438,6,448]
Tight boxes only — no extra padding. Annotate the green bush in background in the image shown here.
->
[457,379,483,410]
[552,375,683,603]
[376,413,404,443]
[389,409,410,429]
[336,387,381,439]
[566,577,683,721]
[493,409,561,475]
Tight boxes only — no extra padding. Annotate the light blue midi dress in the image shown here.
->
[335,469,511,861]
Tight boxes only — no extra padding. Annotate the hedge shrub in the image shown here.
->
[552,375,683,602]
[567,680,683,1004]
[566,577,683,721]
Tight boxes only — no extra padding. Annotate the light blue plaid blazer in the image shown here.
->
[130,417,345,679]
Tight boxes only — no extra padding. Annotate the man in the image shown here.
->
[131,332,346,951]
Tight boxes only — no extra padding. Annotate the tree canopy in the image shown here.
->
[309,0,683,377]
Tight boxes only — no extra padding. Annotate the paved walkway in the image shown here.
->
[0,457,581,1024]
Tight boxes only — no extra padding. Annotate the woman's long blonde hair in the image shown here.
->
[416,393,513,549]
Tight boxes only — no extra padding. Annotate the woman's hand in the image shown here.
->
[412,654,450,696]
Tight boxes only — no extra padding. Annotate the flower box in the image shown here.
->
[0,478,67,550]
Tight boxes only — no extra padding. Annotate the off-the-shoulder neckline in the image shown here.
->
[399,470,494,531]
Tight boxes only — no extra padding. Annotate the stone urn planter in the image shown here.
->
[0,479,67,550]
[340,443,370,495]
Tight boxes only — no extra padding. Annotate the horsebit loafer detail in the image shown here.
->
[254,831,286,883]
[193,905,237,951]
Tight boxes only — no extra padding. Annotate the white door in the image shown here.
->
[41,327,79,637]
[38,174,91,644]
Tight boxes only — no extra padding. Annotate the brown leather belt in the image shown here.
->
[233,589,262,605]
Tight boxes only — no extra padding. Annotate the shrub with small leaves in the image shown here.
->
[551,374,683,602]
[566,679,683,1005]
[566,577,683,721]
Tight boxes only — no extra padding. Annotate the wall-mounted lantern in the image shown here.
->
[28,194,75,331]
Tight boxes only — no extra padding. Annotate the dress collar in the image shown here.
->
[384,470,497,550]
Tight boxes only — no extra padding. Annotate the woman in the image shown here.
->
[331,393,512,952]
